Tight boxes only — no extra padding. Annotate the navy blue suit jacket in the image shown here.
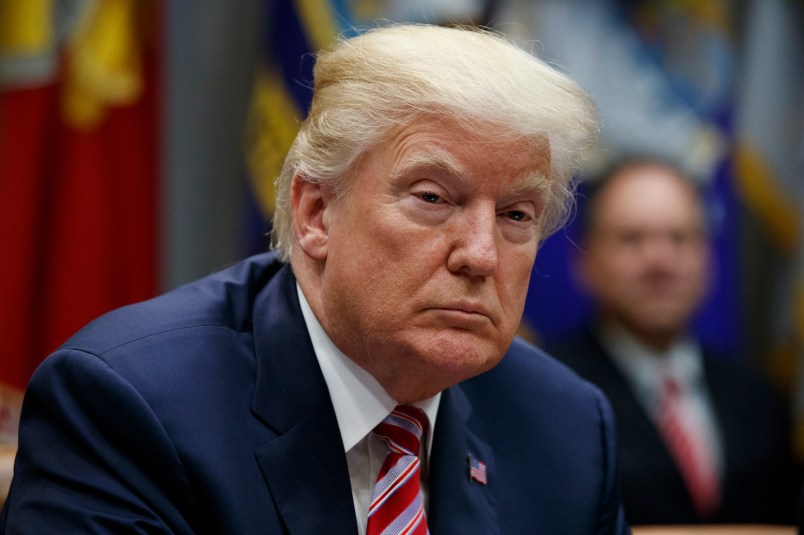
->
[1,254,628,534]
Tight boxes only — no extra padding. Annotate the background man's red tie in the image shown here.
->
[656,377,720,518]
[367,405,429,535]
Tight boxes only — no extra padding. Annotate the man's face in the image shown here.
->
[579,165,710,348]
[311,118,550,402]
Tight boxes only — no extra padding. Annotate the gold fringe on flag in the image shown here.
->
[62,0,143,129]
[246,69,303,218]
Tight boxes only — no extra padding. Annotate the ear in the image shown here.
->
[290,172,333,261]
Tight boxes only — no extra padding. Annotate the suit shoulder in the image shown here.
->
[62,253,287,356]
[457,337,618,474]
[543,328,609,374]
[704,353,787,406]
[468,336,604,405]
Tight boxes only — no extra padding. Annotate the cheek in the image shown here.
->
[331,231,430,313]
[608,254,643,282]
[587,257,639,301]
[684,252,709,277]
[682,260,710,295]
[586,254,624,286]
[498,253,536,310]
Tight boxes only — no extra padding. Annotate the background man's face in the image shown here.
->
[317,117,551,402]
[579,165,710,347]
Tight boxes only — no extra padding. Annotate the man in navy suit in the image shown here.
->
[547,157,797,526]
[1,25,629,533]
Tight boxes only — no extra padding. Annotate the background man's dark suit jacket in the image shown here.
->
[547,328,798,526]
[1,254,628,534]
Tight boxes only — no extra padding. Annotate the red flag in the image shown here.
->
[0,0,161,402]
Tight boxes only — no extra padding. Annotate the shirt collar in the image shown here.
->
[296,284,440,454]
[596,321,704,405]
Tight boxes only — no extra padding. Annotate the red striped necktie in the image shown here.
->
[656,377,720,518]
[367,405,429,535]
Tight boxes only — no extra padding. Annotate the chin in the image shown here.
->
[630,306,685,327]
[432,338,504,378]
[388,340,505,402]
[393,326,508,380]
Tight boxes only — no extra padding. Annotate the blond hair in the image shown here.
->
[272,24,598,260]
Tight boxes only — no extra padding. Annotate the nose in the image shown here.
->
[640,233,677,264]
[446,205,498,277]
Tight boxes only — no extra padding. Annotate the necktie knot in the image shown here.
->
[373,405,427,457]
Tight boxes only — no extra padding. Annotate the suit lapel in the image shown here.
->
[250,265,357,534]
[254,404,357,534]
[701,358,740,489]
[428,386,499,534]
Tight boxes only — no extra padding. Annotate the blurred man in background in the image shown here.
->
[548,157,798,526]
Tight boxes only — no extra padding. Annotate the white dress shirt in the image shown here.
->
[297,285,440,535]
[596,322,724,477]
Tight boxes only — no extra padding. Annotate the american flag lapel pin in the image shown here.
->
[467,453,487,485]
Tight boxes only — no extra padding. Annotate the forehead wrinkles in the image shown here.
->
[390,136,550,187]
[391,152,463,181]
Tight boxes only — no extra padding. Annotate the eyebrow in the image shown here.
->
[393,153,551,197]
[508,172,551,198]
[391,153,466,182]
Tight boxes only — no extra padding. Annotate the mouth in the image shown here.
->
[442,300,491,315]
[427,302,494,327]
[643,278,681,296]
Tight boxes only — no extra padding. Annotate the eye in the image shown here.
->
[417,191,443,204]
[618,231,642,245]
[504,210,529,222]
[500,208,535,224]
